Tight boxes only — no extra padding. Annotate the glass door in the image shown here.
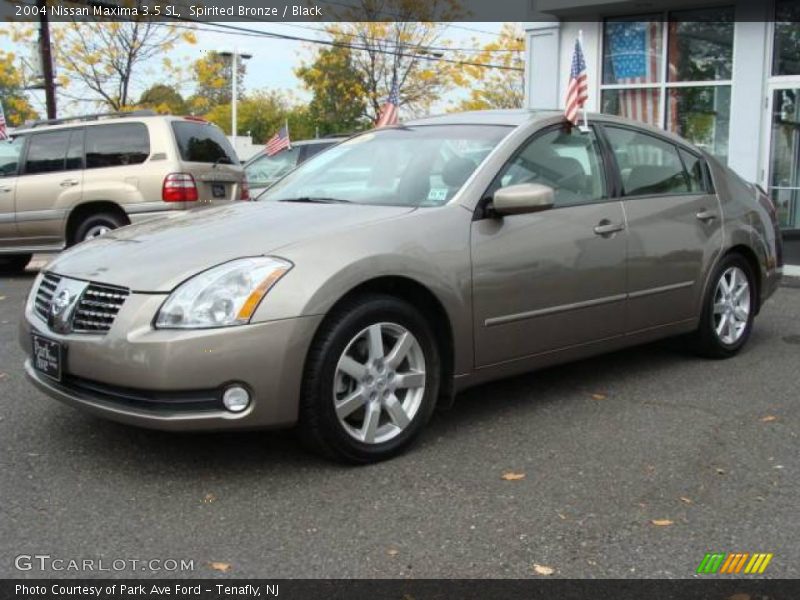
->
[766,86,800,231]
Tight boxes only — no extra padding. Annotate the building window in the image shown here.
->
[600,8,734,163]
[773,0,800,75]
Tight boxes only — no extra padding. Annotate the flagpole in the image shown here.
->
[285,118,291,150]
[579,29,589,132]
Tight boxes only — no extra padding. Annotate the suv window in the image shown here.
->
[85,123,149,169]
[0,137,25,177]
[25,130,71,175]
[492,125,607,207]
[171,121,238,164]
[604,127,691,196]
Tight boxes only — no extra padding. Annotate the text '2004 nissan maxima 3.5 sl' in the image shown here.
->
[20,110,783,463]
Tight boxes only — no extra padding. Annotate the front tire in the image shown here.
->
[299,294,441,463]
[690,253,756,359]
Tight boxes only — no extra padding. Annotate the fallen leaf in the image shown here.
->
[208,561,231,572]
[387,548,399,557]
[532,563,555,576]
[557,512,567,520]
[590,393,607,400]
[0,296,6,301]
[202,493,216,504]
[679,496,692,505]
[501,472,525,481]
[760,415,778,423]
[650,519,674,527]
[716,468,726,475]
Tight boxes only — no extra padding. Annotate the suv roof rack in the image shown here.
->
[26,109,159,129]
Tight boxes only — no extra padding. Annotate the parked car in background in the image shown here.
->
[245,138,345,194]
[21,110,782,463]
[0,111,247,273]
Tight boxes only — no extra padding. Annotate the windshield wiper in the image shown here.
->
[277,197,352,204]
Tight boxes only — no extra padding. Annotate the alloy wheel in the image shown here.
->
[83,224,112,240]
[333,322,426,445]
[712,266,751,345]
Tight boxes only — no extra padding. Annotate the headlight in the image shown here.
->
[155,257,292,329]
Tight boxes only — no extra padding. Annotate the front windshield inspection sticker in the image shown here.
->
[427,188,449,202]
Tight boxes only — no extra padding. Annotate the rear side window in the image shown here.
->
[85,123,149,169]
[678,148,709,193]
[25,131,71,175]
[302,142,333,161]
[604,127,690,196]
[171,121,238,164]
[245,149,299,187]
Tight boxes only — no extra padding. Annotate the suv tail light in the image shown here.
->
[239,179,250,201]
[162,173,198,202]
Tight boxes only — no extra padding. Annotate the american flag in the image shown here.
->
[606,21,661,126]
[0,100,8,141]
[265,122,290,156]
[565,38,589,126]
[375,78,400,128]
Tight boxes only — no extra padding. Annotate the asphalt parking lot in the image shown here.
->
[1,267,798,579]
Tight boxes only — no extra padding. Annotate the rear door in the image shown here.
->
[601,125,722,332]
[171,120,244,202]
[0,136,25,247]
[14,128,83,246]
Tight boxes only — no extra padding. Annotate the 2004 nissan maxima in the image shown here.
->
[21,110,783,462]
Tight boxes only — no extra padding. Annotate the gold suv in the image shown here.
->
[0,111,248,273]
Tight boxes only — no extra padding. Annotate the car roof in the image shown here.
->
[13,114,217,135]
[403,109,563,127]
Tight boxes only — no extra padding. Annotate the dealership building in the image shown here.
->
[523,0,800,269]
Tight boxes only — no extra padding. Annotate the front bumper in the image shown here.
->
[20,292,323,431]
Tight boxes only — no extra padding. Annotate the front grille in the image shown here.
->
[34,272,61,320]
[73,283,129,333]
[34,273,129,334]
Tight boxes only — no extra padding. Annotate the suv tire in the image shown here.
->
[0,254,32,274]
[299,294,441,463]
[72,212,125,245]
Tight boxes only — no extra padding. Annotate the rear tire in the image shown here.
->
[689,253,756,359]
[0,253,32,274]
[72,212,125,245]
[298,294,441,463]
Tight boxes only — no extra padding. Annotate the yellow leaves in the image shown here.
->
[182,31,198,45]
[208,561,231,572]
[532,563,555,576]
[650,519,674,527]
[501,471,525,481]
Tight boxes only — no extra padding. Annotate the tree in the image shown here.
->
[6,20,195,111]
[452,23,525,111]
[0,50,39,126]
[296,44,367,135]
[204,90,316,143]
[139,84,187,115]
[304,0,462,122]
[189,51,247,114]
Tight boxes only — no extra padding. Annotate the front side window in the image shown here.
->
[0,136,25,177]
[245,149,300,187]
[262,125,511,207]
[85,123,149,169]
[605,126,691,196]
[492,126,607,207]
[25,131,71,175]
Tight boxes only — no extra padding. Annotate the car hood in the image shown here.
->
[47,202,415,292]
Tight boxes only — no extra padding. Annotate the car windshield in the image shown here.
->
[260,125,512,207]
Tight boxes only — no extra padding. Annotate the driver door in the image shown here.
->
[470,125,628,367]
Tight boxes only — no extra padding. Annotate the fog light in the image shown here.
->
[222,385,250,412]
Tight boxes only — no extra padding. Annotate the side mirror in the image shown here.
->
[492,183,555,216]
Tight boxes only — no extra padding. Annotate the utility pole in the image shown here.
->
[37,0,57,119]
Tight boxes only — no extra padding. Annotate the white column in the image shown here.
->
[525,21,561,109]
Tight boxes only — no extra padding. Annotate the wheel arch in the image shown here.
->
[66,201,130,245]
[309,275,457,409]
[724,244,762,314]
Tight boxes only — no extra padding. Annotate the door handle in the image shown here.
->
[696,209,717,222]
[60,179,79,188]
[593,220,626,237]
[0,186,11,193]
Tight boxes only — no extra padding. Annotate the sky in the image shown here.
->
[2,21,506,118]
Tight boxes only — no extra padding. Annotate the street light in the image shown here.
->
[219,49,253,142]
